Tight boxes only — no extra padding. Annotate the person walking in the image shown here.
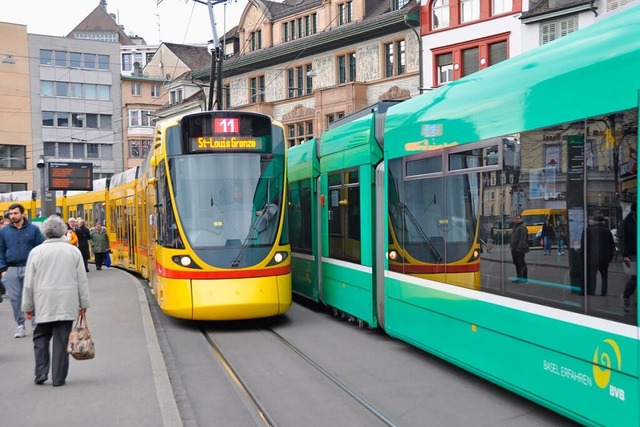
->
[541,220,555,255]
[22,215,90,387]
[90,221,110,271]
[621,203,637,313]
[583,212,615,296]
[510,213,528,283]
[0,203,45,338]
[75,219,91,272]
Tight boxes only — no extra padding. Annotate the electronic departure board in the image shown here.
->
[48,162,94,191]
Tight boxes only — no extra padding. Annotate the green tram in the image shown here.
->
[288,6,640,426]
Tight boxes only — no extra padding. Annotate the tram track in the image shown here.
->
[199,324,396,427]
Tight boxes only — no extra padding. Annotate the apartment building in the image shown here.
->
[28,34,124,182]
[191,0,421,147]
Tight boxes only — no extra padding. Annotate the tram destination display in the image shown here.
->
[48,162,94,191]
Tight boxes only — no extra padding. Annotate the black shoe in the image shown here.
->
[96,267,102,271]
[34,374,47,385]
[52,380,65,387]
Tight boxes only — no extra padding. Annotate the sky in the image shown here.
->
[1,0,248,45]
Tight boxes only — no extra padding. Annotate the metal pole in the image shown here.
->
[38,155,46,217]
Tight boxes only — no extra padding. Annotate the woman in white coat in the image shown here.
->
[22,215,90,387]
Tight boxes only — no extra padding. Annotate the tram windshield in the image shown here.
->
[169,153,284,260]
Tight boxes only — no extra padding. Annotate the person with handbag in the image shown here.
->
[21,215,90,387]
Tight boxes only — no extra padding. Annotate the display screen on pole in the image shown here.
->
[47,162,93,191]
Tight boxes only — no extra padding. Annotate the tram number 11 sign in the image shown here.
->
[48,162,94,191]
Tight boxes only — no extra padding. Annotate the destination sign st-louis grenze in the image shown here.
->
[189,117,263,152]
[48,162,93,191]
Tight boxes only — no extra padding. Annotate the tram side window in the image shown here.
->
[476,109,638,326]
[288,180,312,254]
[156,161,183,249]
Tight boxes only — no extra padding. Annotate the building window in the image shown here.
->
[39,49,53,66]
[57,112,69,127]
[462,47,479,77]
[169,88,183,104]
[87,144,99,159]
[84,53,96,69]
[250,30,262,51]
[56,82,68,97]
[437,53,453,85]
[54,50,67,67]
[339,2,353,25]
[297,18,303,38]
[287,65,312,98]
[312,14,317,33]
[461,0,480,23]
[85,84,97,99]
[0,145,26,169]
[70,52,82,68]
[384,41,405,78]
[70,83,82,98]
[286,121,314,148]
[305,16,310,36]
[151,85,160,98]
[129,110,153,127]
[326,112,345,130]
[129,140,152,158]
[223,84,230,109]
[540,16,578,45]
[98,55,109,70]
[122,53,132,71]
[338,53,356,84]
[98,85,110,100]
[489,41,507,65]
[0,183,27,193]
[607,0,632,11]
[306,64,314,95]
[394,0,410,9]
[283,23,289,42]
[42,111,54,127]
[41,81,54,97]
[492,0,513,15]
[86,114,98,128]
[290,21,296,40]
[432,0,450,29]
[251,76,265,103]
[131,83,141,96]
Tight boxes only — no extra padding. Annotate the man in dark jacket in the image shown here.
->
[510,214,528,283]
[0,203,45,338]
[621,203,637,313]
[583,212,615,296]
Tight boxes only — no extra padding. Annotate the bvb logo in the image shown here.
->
[592,339,622,389]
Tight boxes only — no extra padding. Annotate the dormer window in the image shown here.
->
[339,1,353,25]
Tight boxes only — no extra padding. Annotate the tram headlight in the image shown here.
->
[180,256,192,267]
[267,251,288,266]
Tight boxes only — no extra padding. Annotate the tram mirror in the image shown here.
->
[150,156,159,168]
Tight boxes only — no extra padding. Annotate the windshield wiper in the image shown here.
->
[231,202,278,267]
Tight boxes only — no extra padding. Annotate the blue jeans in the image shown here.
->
[543,236,552,253]
[3,266,26,327]
[557,238,564,254]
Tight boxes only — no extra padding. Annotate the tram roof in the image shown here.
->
[383,5,640,159]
